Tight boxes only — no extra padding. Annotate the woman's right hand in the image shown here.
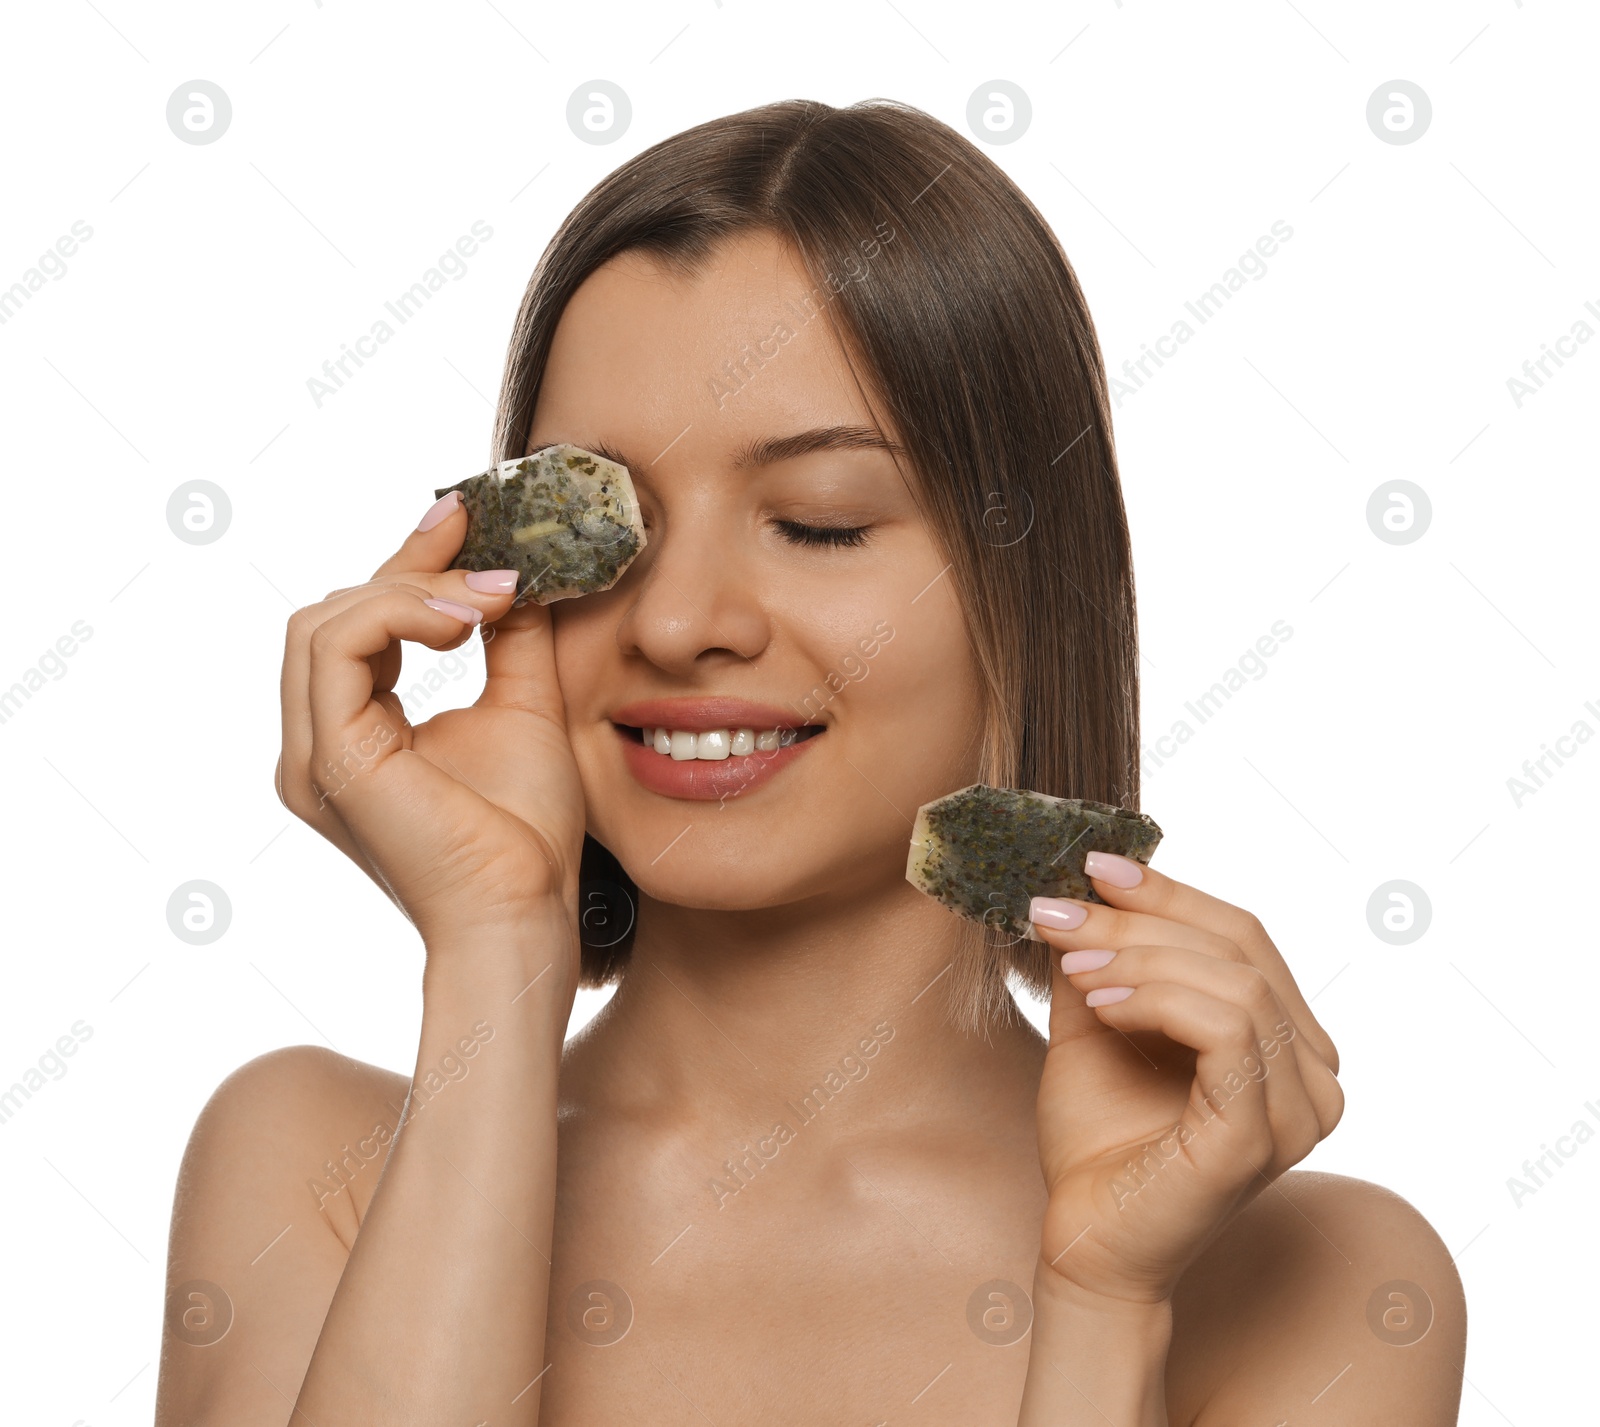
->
[274,490,588,961]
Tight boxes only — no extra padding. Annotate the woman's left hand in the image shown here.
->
[1029,852,1345,1305]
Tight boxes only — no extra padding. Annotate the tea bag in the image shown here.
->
[433,443,646,606]
[906,783,1163,941]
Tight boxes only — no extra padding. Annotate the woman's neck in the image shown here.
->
[560,875,1045,1142]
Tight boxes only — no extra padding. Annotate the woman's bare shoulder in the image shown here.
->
[155,1047,410,1423]
[185,1045,410,1238]
[1167,1170,1466,1427]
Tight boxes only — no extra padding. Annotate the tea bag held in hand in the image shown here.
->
[433,443,646,607]
[906,783,1163,941]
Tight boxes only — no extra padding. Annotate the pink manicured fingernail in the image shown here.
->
[423,597,482,624]
[464,569,519,593]
[1029,896,1088,931]
[1085,851,1143,888]
[1085,986,1134,1007]
[1061,949,1116,974]
[417,491,461,531]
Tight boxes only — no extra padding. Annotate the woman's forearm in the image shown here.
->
[1017,1257,1173,1427]
[293,902,577,1423]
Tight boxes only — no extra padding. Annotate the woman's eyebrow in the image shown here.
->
[729,425,905,470]
[577,425,903,477]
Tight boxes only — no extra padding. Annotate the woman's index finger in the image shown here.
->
[371,490,468,581]
[1086,855,1342,1071]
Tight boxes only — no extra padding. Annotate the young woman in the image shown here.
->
[155,99,1466,1425]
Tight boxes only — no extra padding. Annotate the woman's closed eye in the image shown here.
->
[771,517,874,549]
[633,510,877,549]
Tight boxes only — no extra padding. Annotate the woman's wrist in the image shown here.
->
[405,902,579,1134]
[1018,1254,1173,1427]
[421,896,582,1023]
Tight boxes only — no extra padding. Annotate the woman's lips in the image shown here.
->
[613,721,824,803]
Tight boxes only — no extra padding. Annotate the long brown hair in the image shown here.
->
[490,98,1140,1035]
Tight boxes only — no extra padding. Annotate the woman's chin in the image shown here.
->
[612,846,888,920]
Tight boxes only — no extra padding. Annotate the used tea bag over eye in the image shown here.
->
[433,443,646,606]
[906,783,1163,942]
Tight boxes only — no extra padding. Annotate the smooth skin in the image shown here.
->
[156,229,1465,1425]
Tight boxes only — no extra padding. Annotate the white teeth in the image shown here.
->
[643,724,813,759]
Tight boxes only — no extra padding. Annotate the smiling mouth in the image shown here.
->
[614,722,826,761]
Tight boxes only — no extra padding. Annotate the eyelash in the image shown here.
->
[639,514,874,549]
[772,519,874,549]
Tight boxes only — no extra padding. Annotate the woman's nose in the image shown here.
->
[611,511,770,672]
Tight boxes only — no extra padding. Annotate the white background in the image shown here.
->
[1,1,1593,1422]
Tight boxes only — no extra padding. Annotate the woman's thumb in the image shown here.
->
[478,599,566,723]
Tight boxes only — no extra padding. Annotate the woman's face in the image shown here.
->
[527,228,986,913]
